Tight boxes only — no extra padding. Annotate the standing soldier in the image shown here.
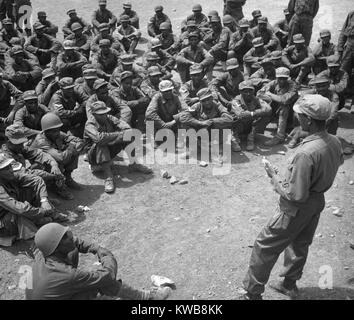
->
[223,0,247,23]
[118,2,139,29]
[147,5,171,38]
[287,0,319,46]
[242,94,343,300]
[62,9,92,39]
[91,0,117,35]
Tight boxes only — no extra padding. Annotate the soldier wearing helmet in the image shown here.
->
[147,5,172,37]
[156,22,178,54]
[31,112,83,193]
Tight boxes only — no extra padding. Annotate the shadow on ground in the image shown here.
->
[298,286,354,300]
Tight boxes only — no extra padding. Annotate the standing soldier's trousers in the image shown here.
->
[288,14,314,46]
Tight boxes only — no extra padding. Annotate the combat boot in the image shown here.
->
[104,177,115,194]
[246,130,255,151]
[231,133,241,152]
[269,280,299,299]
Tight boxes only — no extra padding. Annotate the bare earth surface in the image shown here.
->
[1,0,354,300]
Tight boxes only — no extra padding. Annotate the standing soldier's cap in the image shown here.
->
[252,37,264,47]
[311,75,330,85]
[252,10,262,18]
[210,15,221,23]
[293,94,332,120]
[239,19,250,28]
[283,8,290,15]
[42,68,56,79]
[99,39,111,47]
[226,58,239,70]
[99,0,107,5]
[123,2,132,8]
[93,78,108,90]
[192,4,202,12]
[146,52,160,61]
[275,67,290,78]
[121,53,135,64]
[10,45,24,56]
[37,11,47,17]
[155,5,163,12]
[208,10,219,18]
[293,34,305,43]
[0,153,14,169]
[120,71,133,81]
[150,38,162,48]
[239,80,255,91]
[71,22,83,31]
[67,9,76,15]
[23,90,38,101]
[159,80,174,92]
[189,64,203,74]
[120,15,130,23]
[188,31,200,39]
[59,77,75,89]
[98,23,110,31]
[327,56,340,67]
[5,124,29,144]
[257,16,268,24]
[270,50,282,60]
[148,66,163,76]
[33,22,46,30]
[186,20,197,27]
[2,18,13,25]
[159,22,171,30]
[197,88,213,101]
[83,69,98,79]
[35,223,69,257]
[320,29,331,38]
[223,15,234,25]
[63,40,77,50]
[91,101,111,114]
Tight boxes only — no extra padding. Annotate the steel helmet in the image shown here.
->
[41,113,63,131]
[35,223,69,257]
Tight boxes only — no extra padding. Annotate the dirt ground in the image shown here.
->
[1,0,354,300]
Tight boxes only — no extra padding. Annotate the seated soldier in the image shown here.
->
[65,23,91,60]
[0,71,22,131]
[56,40,87,80]
[14,90,48,137]
[86,78,132,125]
[228,18,254,66]
[91,23,122,54]
[282,34,315,84]
[49,77,87,138]
[0,18,24,48]
[35,68,60,107]
[118,2,140,29]
[176,31,214,83]
[110,54,145,88]
[31,223,171,300]
[5,45,42,91]
[0,153,64,247]
[4,37,39,65]
[147,5,172,38]
[156,22,178,54]
[249,10,262,29]
[174,20,201,53]
[180,64,210,107]
[31,113,83,191]
[269,50,284,68]
[91,39,121,81]
[35,11,58,38]
[140,66,163,99]
[143,52,173,81]
[250,16,279,52]
[84,101,131,193]
[75,68,98,103]
[313,29,338,75]
[2,124,73,200]
[180,4,209,33]
[113,71,150,130]
[63,9,92,38]
[222,15,238,34]
[24,22,61,69]
[249,58,277,90]
[91,0,117,35]
[149,38,176,72]
[317,56,349,108]
[114,15,141,54]
[257,67,299,146]
[146,80,188,132]
[243,37,271,78]
[273,8,291,49]
[210,58,244,110]
[230,80,272,151]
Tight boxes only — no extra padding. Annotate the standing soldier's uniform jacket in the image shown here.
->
[338,11,354,74]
